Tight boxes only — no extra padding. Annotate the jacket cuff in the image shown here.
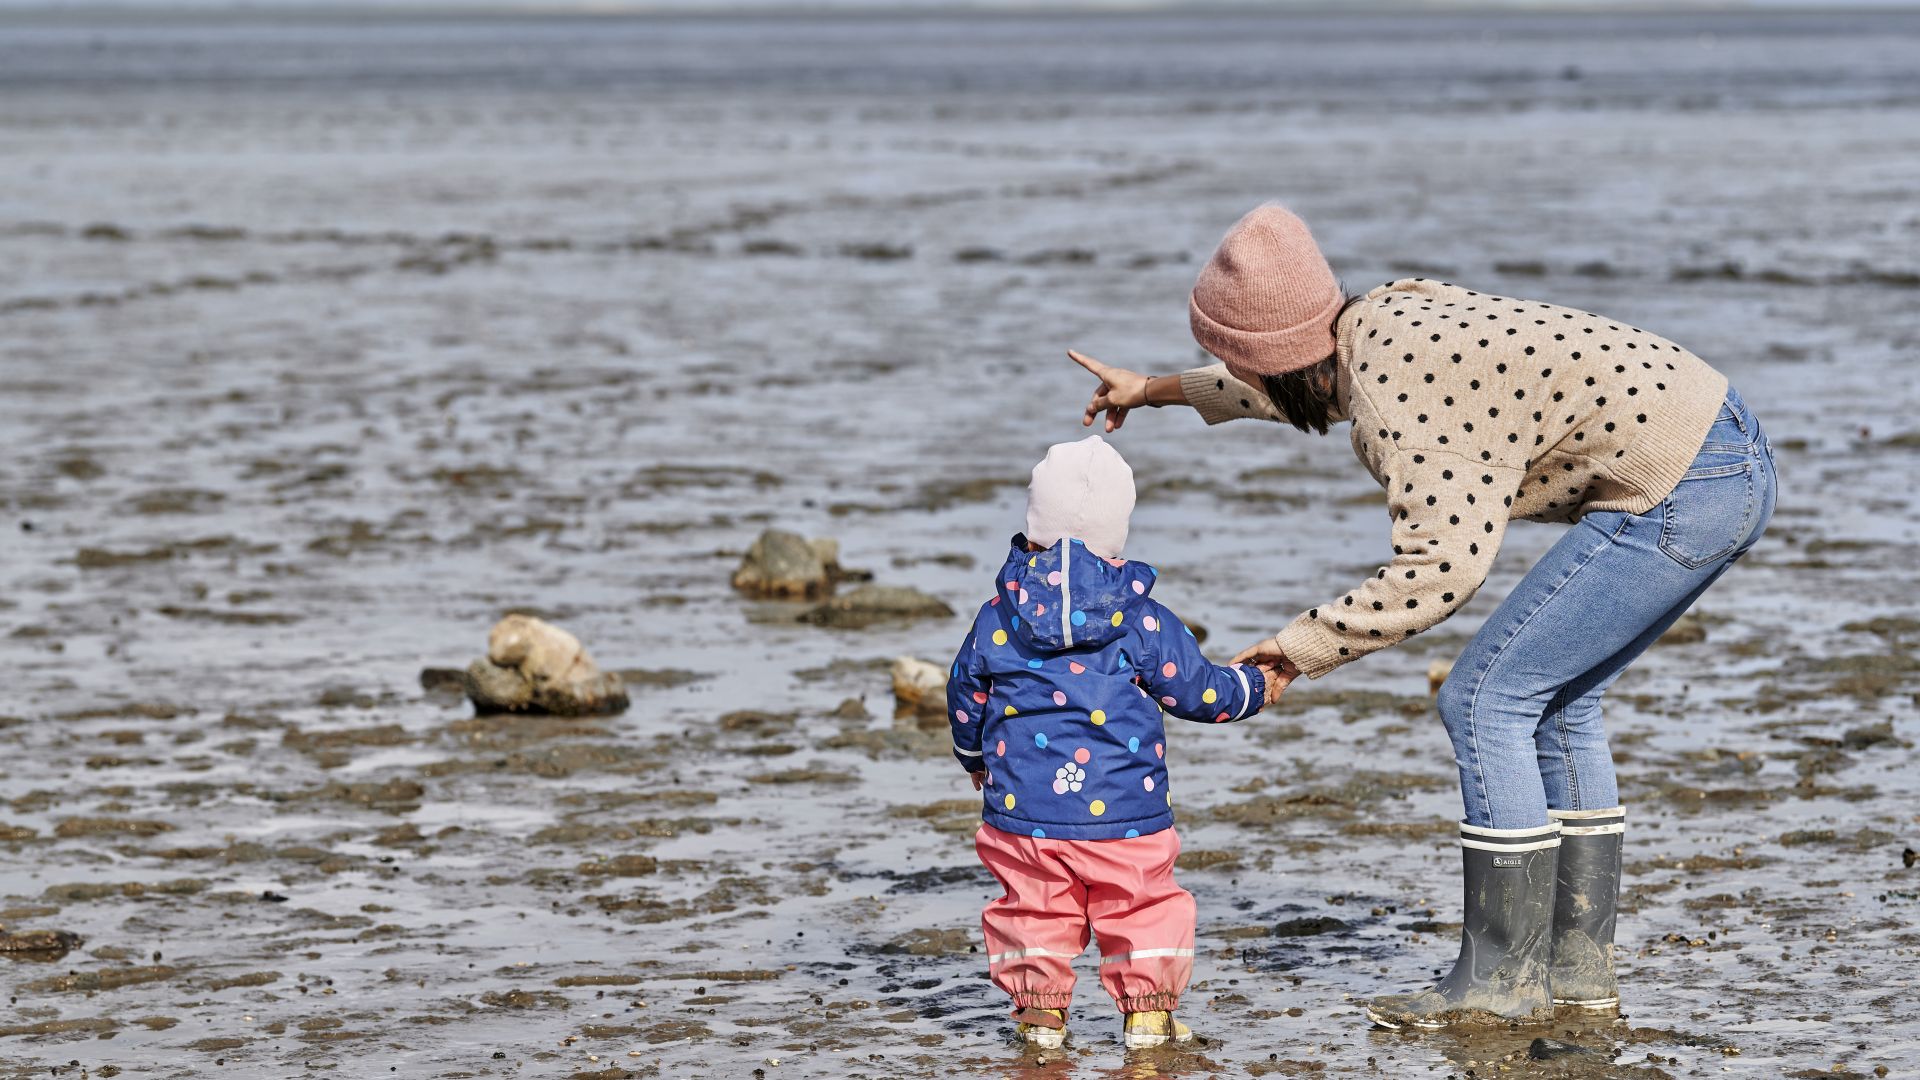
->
[1274,615,1350,680]
[1239,663,1268,716]
[1179,365,1269,426]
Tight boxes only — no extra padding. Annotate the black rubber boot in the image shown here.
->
[1547,807,1624,1009]
[1366,821,1560,1030]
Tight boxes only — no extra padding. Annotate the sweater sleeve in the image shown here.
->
[1137,602,1267,723]
[945,617,991,772]
[1179,363,1287,426]
[1274,447,1521,679]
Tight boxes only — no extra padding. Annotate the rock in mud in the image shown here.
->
[1529,1037,1603,1061]
[0,928,83,954]
[577,854,658,877]
[1272,915,1349,938]
[418,667,466,694]
[880,928,974,955]
[462,615,628,716]
[1657,612,1707,645]
[890,656,947,713]
[731,528,869,598]
[800,585,953,629]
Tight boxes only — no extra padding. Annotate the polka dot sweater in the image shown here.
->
[1178,278,1730,680]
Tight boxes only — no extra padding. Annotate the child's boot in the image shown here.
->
[1012,1007,1067,1048]
[1122,1010,1193,1048]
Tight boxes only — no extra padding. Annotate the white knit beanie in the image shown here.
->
[1025,435,1136,559]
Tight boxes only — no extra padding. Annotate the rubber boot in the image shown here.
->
[1547,807,1624,1010]
[1122,1010,1193,1049]
[1366,821,1560,1030]
[1012,1006,1066,1048]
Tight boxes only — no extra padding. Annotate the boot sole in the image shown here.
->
[1364,1007,1444,1031]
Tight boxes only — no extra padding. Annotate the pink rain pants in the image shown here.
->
[975,823,1195,1014]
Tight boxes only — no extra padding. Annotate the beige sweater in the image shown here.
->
[1180,278,1728,680]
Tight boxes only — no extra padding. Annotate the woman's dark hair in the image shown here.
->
[1259,294,1363,436]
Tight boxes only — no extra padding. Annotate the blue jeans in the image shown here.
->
[1438,387,1777,829]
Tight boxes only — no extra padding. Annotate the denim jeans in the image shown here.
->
[1438,387,1777,829]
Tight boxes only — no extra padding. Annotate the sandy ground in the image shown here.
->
[1,10,1917,1078]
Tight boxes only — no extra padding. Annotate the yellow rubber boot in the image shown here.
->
[1012,1007,1067,1048]
[1123,1010,1193,1048]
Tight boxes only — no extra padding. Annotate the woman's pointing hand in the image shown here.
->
[1070,350,1150,433]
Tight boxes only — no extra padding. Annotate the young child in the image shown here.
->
[946,435,1276,1049]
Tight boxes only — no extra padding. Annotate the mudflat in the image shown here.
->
[1,9,1916,1077]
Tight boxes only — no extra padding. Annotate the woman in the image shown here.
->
[1069,205,1775,1030]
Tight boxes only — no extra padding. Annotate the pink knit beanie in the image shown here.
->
[1026,435,1135,560]
[1188,204,1344,377]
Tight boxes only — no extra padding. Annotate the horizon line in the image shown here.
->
[3,0,1920,21]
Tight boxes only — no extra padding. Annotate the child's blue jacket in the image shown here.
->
[947,535,1267,841]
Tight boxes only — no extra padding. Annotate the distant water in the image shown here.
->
[1,9,1918,107]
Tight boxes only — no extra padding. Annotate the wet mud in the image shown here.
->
[3,8,1919,1079]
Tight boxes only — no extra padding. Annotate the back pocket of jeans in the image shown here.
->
[1658,460,1755,569]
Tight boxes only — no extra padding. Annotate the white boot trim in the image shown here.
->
[1460,835,1561,852]
[1550,807,1625,835]
[1548,806,1625,820]
[1459,820,1562,838]
[1458,820,1560,852]
[1099,947,1195,965]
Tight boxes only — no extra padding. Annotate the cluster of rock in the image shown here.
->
[729,529,867,599]
[459,615,630,717]
[732,528,952,629]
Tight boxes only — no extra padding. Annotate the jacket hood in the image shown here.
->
[996,534,1157,653]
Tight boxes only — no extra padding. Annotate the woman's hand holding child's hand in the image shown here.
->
[1232,636,1301,707]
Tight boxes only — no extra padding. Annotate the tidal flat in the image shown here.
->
[1,9,1917,1078]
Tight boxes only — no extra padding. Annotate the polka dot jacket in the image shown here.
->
[948,535,1267,841]
[1178,278,1730,680]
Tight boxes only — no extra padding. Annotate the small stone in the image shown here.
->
[890,657,948,714]
[418,667,467,694]
[462,615,628,716]
[0,928,83,954]
[732,529,830,598]
[1271,916,1349,938]
[1528,1038,1601,1061]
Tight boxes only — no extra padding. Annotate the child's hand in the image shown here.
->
[1258,662,1297,706]
[970,771,986,792]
